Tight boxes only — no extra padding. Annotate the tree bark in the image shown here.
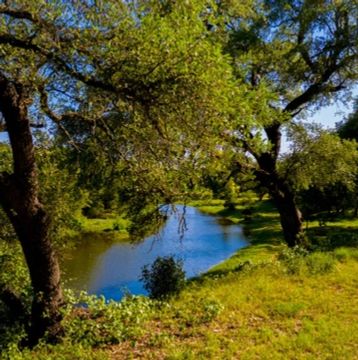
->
[251,123,305,247]
[255,168,304,246]
[270,184,304,247]
[0,75,63,345]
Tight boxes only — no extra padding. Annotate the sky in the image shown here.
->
[309,96,356,130]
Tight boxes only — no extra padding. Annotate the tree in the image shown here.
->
[336,98,358,216]
[281,124,358,219]
[219,0,358,246]
[0,0,235,344]
[337,98,358,141]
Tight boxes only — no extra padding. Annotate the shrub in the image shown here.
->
[202,299,224,322]
[278,246,336,275]
[140,256,186,299]
[305,252,335,274]
[278,246,309,275]
[61,291,153,346]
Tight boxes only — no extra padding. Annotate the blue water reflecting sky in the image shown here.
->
[62,206,248,300]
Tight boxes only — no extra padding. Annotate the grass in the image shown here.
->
[104,198,358,359]
[79,215,130,234]
[3,197,358,359]
[63,215,131,244]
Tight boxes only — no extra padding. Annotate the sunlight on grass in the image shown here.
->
[104,198,358,359]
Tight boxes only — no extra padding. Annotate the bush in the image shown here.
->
[305,252,335,274]
[278,246,309,275]
[0,290,154,356]
[140,256,186,299]
[278,246,336,275]
[61,292,153,346]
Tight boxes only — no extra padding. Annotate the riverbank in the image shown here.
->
[105,199,358,359]
[3,199,358,359]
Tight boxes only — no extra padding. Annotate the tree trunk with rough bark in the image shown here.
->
[256,169,305,247]
[253,124,305,247]
[0,75,63,345]
[270,185,304,247]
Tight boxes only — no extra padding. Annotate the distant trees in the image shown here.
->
[337,98,358,141]
[282,125,358,220]
[296,101,358,220]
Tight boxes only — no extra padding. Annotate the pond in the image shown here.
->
[61,206,248,300]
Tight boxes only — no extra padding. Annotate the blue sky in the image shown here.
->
[309,95,356,130]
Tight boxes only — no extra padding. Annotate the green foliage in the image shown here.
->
[1,343,108,360]
[278,246,309,275]
[61,292,153,346]
[305,252,335,275]
[283,125,358,192]
[1,198,358,359]
[0,243,30,294]
[334,247,358,262]
[297,182,357,220]
[0,243,31,355]
[141,256,186,299]
[328,232,358,249]
[0,139,88,243]
[0,143,12,172]
[337,98,358,141]
[223,178,239,210]
[278,246,335,275]
[167,297,224,328]
[0,209,15,242]
[0,0,240,242]
[0,145,16,241]
[1,290,154,357]
[36,144,89,242]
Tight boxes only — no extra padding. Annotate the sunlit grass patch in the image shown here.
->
[78,216,130,234]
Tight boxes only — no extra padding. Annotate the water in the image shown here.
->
[61,206,248,300]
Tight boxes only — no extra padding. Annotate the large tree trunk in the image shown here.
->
[0,75,63,345]
[253,124,305,247]
[257,169,304,247]
[270,184,304,247]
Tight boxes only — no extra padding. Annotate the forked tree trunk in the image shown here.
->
[0,75,63,345]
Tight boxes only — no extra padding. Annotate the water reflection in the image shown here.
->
[61,206,247,300]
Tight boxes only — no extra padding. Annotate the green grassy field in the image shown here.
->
[3,199,358,359]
